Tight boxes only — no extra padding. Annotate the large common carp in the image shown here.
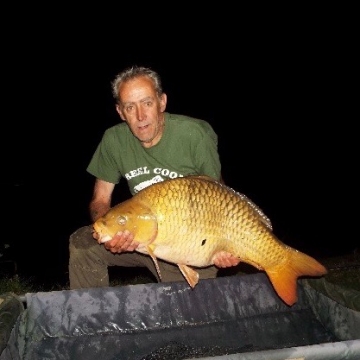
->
[93,175,327,306]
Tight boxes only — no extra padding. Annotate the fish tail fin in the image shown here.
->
[266,249,328,306]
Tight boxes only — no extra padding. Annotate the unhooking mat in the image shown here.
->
[1,273,360,359]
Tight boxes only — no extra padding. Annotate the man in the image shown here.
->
[69,65,239,289]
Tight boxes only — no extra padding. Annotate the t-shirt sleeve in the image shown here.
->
[86,131,122,184]
[194,123,221,180]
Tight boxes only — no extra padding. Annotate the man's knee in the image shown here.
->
[157,262,218,283]
[197,266,218,279]
[69,225,95,250]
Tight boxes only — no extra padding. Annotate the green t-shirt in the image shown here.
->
[87,112,221,195]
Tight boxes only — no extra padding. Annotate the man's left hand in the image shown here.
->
[213,251,241,268]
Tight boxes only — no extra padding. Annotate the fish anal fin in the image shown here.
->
[178,264,200,288]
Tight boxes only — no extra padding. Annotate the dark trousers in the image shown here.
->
[69,225,218,289]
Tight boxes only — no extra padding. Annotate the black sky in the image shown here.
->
[3,10,358,284]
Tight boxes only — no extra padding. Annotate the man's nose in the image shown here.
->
[136,106,145,121]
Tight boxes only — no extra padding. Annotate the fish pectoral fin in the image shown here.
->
[136,210,158,242]
[178,264,199,288]
[147,245,162,281]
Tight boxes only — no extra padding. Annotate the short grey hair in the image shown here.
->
[111,65,163,103]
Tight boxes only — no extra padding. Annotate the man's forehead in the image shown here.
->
[121,96,155,106]
[119,77,156,102]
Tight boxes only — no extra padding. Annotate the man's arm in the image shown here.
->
[89,179,115,222]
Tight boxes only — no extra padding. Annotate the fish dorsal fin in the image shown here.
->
[219,187,272,231]
[186,175,273,231]
[236,192,273,230]
[186,175,218,182]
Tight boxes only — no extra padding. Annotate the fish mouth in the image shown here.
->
[92,225,112,243]
[98,235,112,243]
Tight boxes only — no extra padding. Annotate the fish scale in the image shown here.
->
[93,175,327,306]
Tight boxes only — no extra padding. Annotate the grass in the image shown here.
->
[0,274,36,295]
[318,251,360,291]
[1,251,359,296]
[0,273,70,295]
[0,268,156,296]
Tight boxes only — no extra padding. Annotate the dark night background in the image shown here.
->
[2,7,357,288]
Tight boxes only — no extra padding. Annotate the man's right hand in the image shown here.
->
[103,230,140,253]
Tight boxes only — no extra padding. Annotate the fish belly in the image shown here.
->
[150,234,224,266]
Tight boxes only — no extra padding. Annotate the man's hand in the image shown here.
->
[103,230,140,253]
[213,251,241,268]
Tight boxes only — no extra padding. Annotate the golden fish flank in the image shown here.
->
[93,175,327,306]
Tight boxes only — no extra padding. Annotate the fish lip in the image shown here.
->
[98,235,112,243]
[94,233,113,244]
[93,230,113,244]
[92,227,112,243]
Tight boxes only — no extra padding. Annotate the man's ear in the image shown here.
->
[115,104,125,121]
[160,93,167,112]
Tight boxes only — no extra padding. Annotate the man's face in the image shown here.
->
[116,76,167,148]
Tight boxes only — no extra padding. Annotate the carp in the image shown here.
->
[93,175,327,306]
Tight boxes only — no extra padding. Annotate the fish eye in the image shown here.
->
[117,215,127,225]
